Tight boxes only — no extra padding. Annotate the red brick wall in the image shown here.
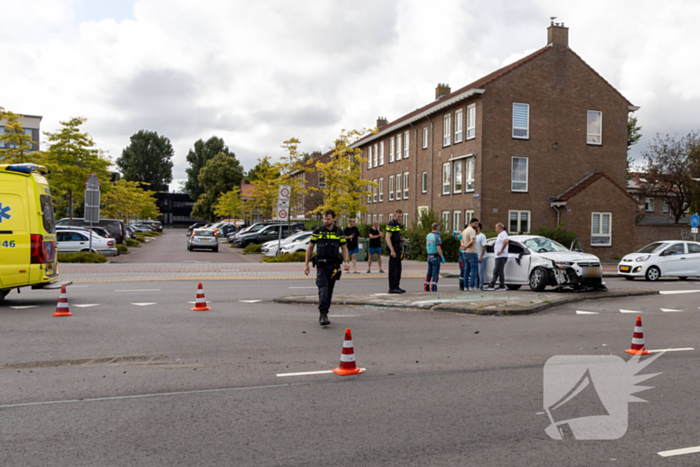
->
[634,224,693,250]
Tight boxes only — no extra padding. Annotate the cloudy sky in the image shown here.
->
[3,0,700,190]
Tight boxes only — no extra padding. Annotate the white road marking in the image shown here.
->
[131,303,157,306]
[535,412,545,415]
[288,287,317,289]
[648,348,695,353]
[9,306,38,309]
[73,304,100,308]
[659,290,700,295]
[661,308,684,312]
[331,315,361,317]
[187,301,213,304]
[620,309,642,314]
[116,289,161,292]
[576,310,599,315]
[239,300,262,303]
[373,293,391,296]
[277,368,366,377]
[658,446,700,457]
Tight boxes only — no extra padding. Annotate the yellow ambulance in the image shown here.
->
[0,163,69,302]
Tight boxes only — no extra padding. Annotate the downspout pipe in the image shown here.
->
[426,116,434,208]
[409,122,418,225]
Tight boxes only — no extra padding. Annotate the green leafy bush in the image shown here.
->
[530,226,579,249]
[405,209,460,262]
[262,252,306,262]
[116,244,129,254]
[243,244,262,253]
[304,220,322,231]
[58,252,108,263]
[144,231,158,237]
[125,238,141,247]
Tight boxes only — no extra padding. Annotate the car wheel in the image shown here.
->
[645,266,661,282]
[679,276,688,281]
[506,284,521,291]
[244,241,253,247]
[624,276,635,281]
[529,267,549,292]
[0,289,9,302]
[187,245,191,251]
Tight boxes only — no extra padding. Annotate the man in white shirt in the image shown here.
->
[485,223,509,291]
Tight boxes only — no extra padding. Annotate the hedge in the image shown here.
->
[58,252,109,263]
[262,252,306,263]
[530,226,579,249]
[116,244,129,254]
[243,244,262,253]
[125,238,141,247]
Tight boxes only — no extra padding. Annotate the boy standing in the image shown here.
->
[424,223,444,292]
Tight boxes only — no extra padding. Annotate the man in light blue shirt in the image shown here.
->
[424,223,444,292]
[476,223,488,291]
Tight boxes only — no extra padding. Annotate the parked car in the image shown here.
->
[188,222,208,234]
[57,225,112,239]
[482,235,604,291]
[234,224,303,247]
[141,220,163,232]
[125,225,137,239]
[617,241,700,281]
[262,231,312,256]
[56,229,118,256]
[187,229,219,252]
[56,218,127,244]
[228,222,303,243]
[280,235,315,255]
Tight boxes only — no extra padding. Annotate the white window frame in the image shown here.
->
[645,197,654,212]
[453,160,463,193]
[319,174,326,188]
[454,108,463,143]
[373,143,378,167]
[395,172,402,200]
[389,175,394,201]
[378,177,384,202]
[465,157,475,192]
[402,213,408,226]
[591,212,612,247]
[403,171,409,199]
[378,214,383,223]
[465,210,474,226]
[372,179,378,203]
[379,141,385,166]
[587,110,603,145]
[663,201,669,213]
[396,133,402,161]
[367,182,372,203]
[442,211,451,231]
[466,104,476,140]
[421,171,427,194]
[443,113,451,146]
[511,157,528,192]
[453,211,462,234]
[512,103,530,139]
[404,131,409,158]
[417,206,428,225]
[442,162,450,195]
[373,214,377,223]
[389,137,395,163]
[367,147,372,170]
[508,210,531,234]
[422,127,428,149]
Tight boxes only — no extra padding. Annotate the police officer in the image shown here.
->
[386,208,405,294]
[304,209,350,325]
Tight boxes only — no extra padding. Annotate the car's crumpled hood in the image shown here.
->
[538,251,601,263]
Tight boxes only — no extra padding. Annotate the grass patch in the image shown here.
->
[125,238,141,247]
[116,244,129,254]
[262,252,305,263]
[243,244,262,253]
[144,231,158,237]
[58,252,108,263]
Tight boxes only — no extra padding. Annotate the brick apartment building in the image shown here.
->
[354,23,639,259]
[289,150,330,219]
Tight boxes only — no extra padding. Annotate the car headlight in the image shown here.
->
[554,261,574,269]
[635,255,651,262]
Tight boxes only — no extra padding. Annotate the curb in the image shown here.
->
[274,289,658,316]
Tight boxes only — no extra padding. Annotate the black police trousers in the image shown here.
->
[389,253,402,290]
[316,263,338,315]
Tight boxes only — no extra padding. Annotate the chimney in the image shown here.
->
[547,21,568,47]
[376,116,388,128]
[435,83,451,100]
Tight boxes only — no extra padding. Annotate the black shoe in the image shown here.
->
[319,314,330,325]
[397,288,406,293]
[459,283,464,291]
[388,289,402,294]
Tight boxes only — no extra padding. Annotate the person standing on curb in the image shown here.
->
[476,222,488,291]
[386,209,405,294]
[367,219,384,273]
[454,228,465,291]
[343,218,360,274]
[304,209,350,325]
[485,222,509,291]
[424,223,444,292]
[461,218,479,291]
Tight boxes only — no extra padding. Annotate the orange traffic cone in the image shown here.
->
[53,285,72,317]
[332,328,364,376]
[191,282,211,311]
[625,316,650,355]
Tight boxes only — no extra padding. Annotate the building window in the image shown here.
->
[509,210,530,234]
[373,180,378,203]
[442,211,451,230]
[512,103,529,139]
[453,160,463,193]
[367,182,372,203]
[465,157,475,192]
[378,214,383,223]
[402,213,408,226]
[453,211,462,233]
[663,201,668,213]
[379,141,385,165]
[404,131,409,159]
[421,171,427,194]
[395,172,402,200]
[442,162,450,195]
[389,137,395,163]
[373,214,377,223]
[379,178,384,202]
[466,104,476,139]
[587,110,602,145]
[367,147,371,170]
[319,174,326,188]
[465,210,474,226]
[373,143,378,167]
[591,212,612,246]
[417,206,428,225]
[396,133,402,161]
[645,198,654,212]
[422,127,428,149]
[403,172,409,199]
[443,113,451,146]
[511,157,528,192]
[454,108,463,143]
[389,175,394,201]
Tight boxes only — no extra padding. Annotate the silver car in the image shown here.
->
[56,229,118,256]
[187,229,219,252]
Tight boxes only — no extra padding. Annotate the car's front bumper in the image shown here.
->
[617,262,646,276]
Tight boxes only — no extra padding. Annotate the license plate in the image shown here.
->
[583,267,601,278]
[620,266,630,272]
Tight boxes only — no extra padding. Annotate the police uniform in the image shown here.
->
[386,219,403,292]
[310,225,347,323]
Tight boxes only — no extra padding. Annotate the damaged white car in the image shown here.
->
[483,235,605,291]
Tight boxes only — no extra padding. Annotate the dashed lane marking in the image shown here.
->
[620,309,642,313]
[658,445,700,457]
[648,348,694,353]
[116,289,161,292]
[277,368,366,377]
[73,304,100,308]
[9,306,38,309]
[131,303,157,306]
[239,300,262,303]
[659,290,700,295]
[661,308,684,312]
[576,310,599,315]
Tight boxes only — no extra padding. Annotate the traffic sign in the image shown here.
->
[85,172,102,186]
[277,208,289,220]
[691,213,699,228]
[278,185,291,200]
[692,228,698,234]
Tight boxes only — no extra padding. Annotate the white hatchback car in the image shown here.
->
[617,241,700,281]
[280,236,315,255]
[482,235,604,291]
[261,231,312,257]
[56,229,118,256]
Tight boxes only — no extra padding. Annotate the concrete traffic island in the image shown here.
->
[274,288,658,315]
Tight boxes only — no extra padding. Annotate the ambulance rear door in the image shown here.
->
[0,177,31,288]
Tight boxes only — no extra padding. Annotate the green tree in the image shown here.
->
[0,108,36,164]
[246,158,279,182]
[43,117,112,221]
[102,179,160,223]
[185,136,239,200]
[116,130,174,192]
[191,152,244,220]
[247,156,279,220]
[627,115,643,179]
[214,187,244,219]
